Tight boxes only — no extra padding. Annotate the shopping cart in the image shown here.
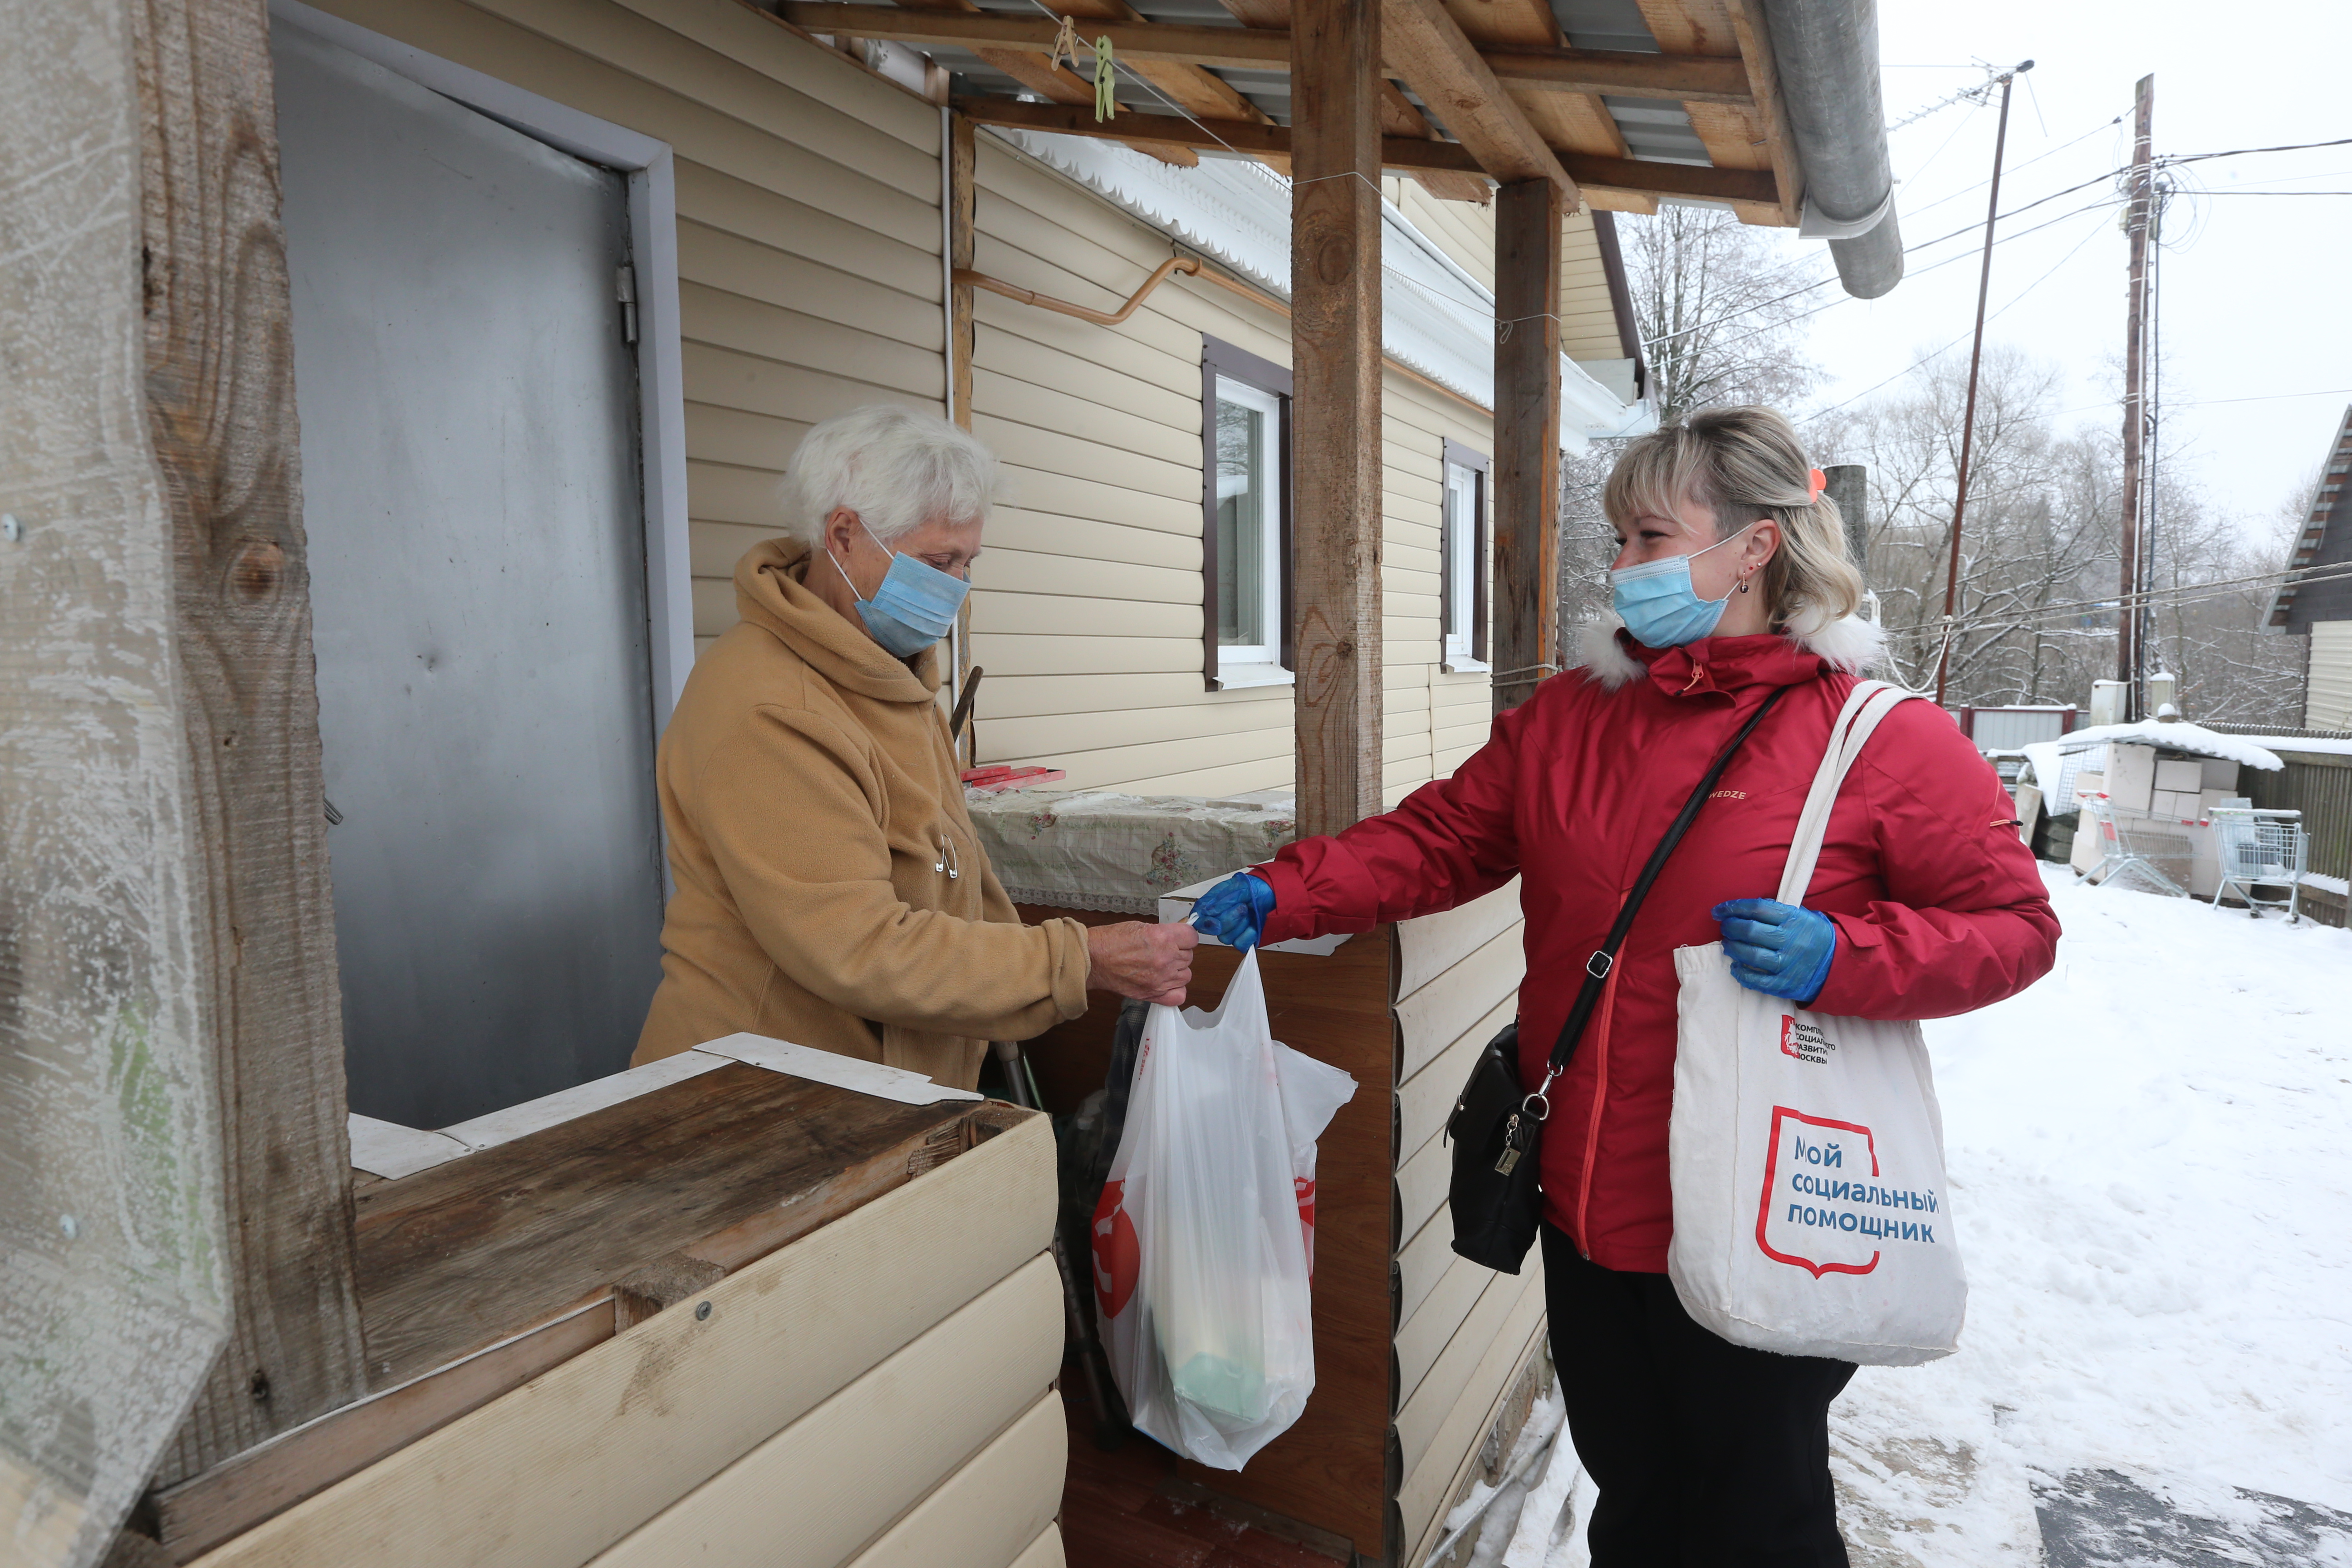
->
[2075,794,2193,898]
[2208,806,2307,921]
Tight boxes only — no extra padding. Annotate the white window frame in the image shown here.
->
[1213,375,1286,676]
[1200,336,1294,692]
[1441,441,1491,673]
[269,0,694,733]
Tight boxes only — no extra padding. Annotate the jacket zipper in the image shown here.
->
[1571,966,1622,1260]
[1569,885,1632,1260]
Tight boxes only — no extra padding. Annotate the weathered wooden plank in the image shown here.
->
[1384,0,1577,197]
[1398,1303,1548,1564]
[841,1392,1067,1568]
[1490,179,1564,715]
[1393,1251,1488,1411]
[185,1114,1056,1568]
[587,1256,1060,1568]
[1397,1268,1530,1480]
[954,95,1485,179]
[354,1064,990,1384]
[1289,0,1386,838]
[950,110,976,426]
[1395,880,1524,1000]
[1398,998,1511,1153]
[151,1299,616,1561]
[1396,1131,1451,1252]
[136,0,370,1482]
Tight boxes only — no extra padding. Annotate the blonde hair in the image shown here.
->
[1602,406,1863,636]
[782,404,998,546]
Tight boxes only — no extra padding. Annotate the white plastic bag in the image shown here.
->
[1667,682,1968,1367]
[1090,951,1356,1468]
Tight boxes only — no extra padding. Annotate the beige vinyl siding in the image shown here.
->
[1558,209,1627,363]
[965,141,1506,798]
[301,0,949,663]
[1382,184,1630,369]
[2308,621,2352,730]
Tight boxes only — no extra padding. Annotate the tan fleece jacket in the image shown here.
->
[632,538,1090,1089]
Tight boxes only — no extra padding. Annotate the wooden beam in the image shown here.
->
[948,110,975,429]
[783,3,1292,69]
[1492,180,1565,715]
[1555,151,1778,206]
[1481,45,1754,103]
[1289,0,1384,835]
[879,0,1199,165]
[1377,82,1493,203]
[1720,0,1803,223]
[136,0,371,1484]
[951,95,1485,177]
[1362,0,1577,198]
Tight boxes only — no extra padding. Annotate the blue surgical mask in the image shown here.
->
[1608,523,1756,648]
[828,519,970,659]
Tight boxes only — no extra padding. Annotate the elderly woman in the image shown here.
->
[634,404,1196,1088]
[1193,407,2058,1564]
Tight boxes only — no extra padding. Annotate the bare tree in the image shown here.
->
[1621,205,1821,423]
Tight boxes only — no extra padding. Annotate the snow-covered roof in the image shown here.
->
[2037,720,2286,771]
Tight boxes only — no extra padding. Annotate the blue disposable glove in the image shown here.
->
[1191,872,1276,953]
[1712,898,1837,1006]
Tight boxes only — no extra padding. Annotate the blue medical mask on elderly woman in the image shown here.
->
[828,516,971,658]
[1608,521,1758,648]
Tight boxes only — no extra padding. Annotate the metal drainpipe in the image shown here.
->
[1763,0,1904,299]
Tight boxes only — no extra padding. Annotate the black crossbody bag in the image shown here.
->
[1445,687,1788,1274]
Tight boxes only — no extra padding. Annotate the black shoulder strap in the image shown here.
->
[1542,685,1788,1081]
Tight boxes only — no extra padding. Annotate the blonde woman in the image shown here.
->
[1191,407,2057,1562]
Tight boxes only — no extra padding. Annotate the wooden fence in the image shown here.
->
[2205,724,2352,927]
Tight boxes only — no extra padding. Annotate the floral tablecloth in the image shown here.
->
[965,789,1297,914]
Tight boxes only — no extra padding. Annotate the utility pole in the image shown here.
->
[2115,74,2155,717]
[1932,61,2032,707]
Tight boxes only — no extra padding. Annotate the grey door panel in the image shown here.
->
[274,18,663,1127]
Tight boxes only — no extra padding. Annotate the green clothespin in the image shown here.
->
[1094,36,1117,121]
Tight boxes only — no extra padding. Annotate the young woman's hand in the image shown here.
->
[1712,898,1836,1005]
[1086,921,1199,1006]
[1189,872,1276,952]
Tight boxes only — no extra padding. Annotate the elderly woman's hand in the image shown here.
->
[1086,921,1199,1007]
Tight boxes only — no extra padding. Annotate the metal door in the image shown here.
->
[273,17,663,1127]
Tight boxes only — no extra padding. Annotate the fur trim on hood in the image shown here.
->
[1572,612,1890,691]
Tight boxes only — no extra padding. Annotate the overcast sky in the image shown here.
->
[1774,0,2352,544]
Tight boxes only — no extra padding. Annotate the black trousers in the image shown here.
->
[1542,1224,1857,1567]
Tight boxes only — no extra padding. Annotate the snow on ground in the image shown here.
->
[1448,867,2352,1565]
[1832,865,2352,1563]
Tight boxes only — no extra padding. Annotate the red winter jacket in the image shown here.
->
[1255,624,2059,1273]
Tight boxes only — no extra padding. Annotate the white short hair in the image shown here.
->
[781,404,998,545]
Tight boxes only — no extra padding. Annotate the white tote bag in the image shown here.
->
[1090,951,1357,1468]
[1666,681,1967,1367]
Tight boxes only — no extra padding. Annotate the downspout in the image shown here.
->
[1763,0,1903,299]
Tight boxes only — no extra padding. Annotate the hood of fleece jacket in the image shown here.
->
[1572,611,1891,693]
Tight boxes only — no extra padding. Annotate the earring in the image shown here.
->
[1737,577,1752,594]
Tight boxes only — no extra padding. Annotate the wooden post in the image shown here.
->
[1288,0,1383,834]
[2115,73,2155,717]
[948,110,976,431]
[1492,179,1564,715]
[136,0,369,1482]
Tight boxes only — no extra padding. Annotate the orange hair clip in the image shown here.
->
[1807,467,1828,503]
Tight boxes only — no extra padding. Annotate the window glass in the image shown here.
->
[1445,460,1481,662]
[1215,376,1284,663]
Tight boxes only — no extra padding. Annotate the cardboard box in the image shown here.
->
[2155,759,2203,793]
[2198,789,2234,818]
[2148,790,2184,819]
[2106,744,2156,813]
[2201,757,2239,791]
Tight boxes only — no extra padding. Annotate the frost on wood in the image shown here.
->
[0,2,229,1564]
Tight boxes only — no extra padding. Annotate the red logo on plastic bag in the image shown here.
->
[1294,1177,1316,1277]
[1091,1178,1139,1319]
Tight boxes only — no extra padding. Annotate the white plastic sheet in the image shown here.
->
[1090,953,1355,1468]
